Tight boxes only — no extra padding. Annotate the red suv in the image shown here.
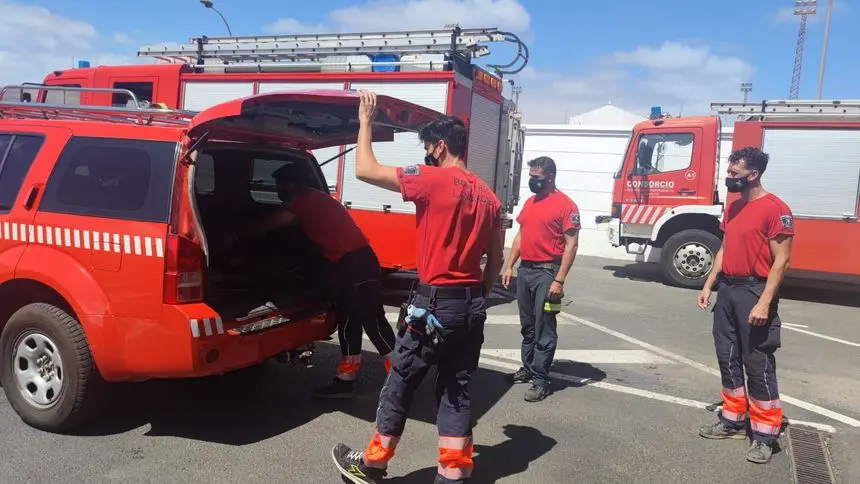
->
[0,85,437,432]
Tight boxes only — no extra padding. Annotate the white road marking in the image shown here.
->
[782,325,860,348]
[557,311,860,428]
[783,323,809,329]
[478,356,838,434]
[482,349,674,365]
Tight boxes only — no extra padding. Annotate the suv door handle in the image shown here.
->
[24,185,40,210]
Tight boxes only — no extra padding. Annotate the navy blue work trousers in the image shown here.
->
[516,262,561,386]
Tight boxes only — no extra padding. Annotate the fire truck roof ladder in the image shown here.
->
[712,99,860,118]
[136,26,529,75]
[0,85,196,127]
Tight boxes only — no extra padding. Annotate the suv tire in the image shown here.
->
[0,303,105,433]
[661,229,722,289]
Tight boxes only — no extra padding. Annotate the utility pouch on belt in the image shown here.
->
[543,297,562,314]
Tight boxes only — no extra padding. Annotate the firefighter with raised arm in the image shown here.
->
[501,156,580,402]
[330,90,505,484]
[696,147,794,464]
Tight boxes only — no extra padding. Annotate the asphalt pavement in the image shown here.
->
[1,255,858,483]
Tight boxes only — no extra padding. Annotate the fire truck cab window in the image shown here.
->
[111,82,154,107]
[0,134,45,212]
[45,84,82,105]
[633,133,695,176]
[39,137,177,223]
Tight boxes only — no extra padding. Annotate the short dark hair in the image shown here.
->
[728,146,769,174]
[527,156,557,179]
[418,116,468,158]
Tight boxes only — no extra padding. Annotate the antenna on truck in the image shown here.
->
[136,26,529,76]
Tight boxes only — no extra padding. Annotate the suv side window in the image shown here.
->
[0,134,45,212]
[39,137,178,223]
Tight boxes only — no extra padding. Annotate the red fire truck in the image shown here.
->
[31,27,528,272]
[598,100,860,289]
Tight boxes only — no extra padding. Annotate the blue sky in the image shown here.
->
[0,0,855,123]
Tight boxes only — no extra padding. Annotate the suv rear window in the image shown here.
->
[39,137,177,223]
[0,134,45,211]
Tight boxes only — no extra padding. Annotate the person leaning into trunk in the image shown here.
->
[238,163,397,399]
[330,90,504,484]
[501,156,580,403]
[696,146,793,465]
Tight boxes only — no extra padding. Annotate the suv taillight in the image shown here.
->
[163,234,204,304]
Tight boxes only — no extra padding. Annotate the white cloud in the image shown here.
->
[0,1,141,90]
[264,0,530,34]
[509,42,756,124]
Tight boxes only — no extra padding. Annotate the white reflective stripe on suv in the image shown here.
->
[0,221,164,258]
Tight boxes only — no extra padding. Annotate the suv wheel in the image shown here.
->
[0,303,104,433]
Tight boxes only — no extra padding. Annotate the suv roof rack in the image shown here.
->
[0,85,196,127]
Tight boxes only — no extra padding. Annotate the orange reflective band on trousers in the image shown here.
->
[749,396,783,437]
[364,430,400,469]
[337,354,361,381]
[720,386,748,422]
[437,435,474,480]
[383,354,392,373]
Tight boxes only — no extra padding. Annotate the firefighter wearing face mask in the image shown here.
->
[501,156,580,403]
[330,90,504,484]
[697,146,794,465]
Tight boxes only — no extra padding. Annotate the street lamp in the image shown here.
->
[817,0,833,99]
[199,0,233,36]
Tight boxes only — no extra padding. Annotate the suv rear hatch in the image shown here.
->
[174,90,440,325]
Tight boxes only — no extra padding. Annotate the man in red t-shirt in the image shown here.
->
[696,146,794,465]
[501,156,580,402]
[240,162,396,399]
[331,91,503,484]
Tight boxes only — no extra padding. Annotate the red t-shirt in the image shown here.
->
[396,164,502,286]
[285,187,369,263]
[516,190,581,262]
[720,193,794,279]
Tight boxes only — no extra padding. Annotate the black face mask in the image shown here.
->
[528,178,546,194]
[424,153,439,166]
[725,176,749,193]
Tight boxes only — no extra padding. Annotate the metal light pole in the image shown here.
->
[817,0,833,98]
[199,0,233,36]
[790,0,817,100]
[740,82,753,103]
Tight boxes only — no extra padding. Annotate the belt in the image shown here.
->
[521,260,560,269]
[417,282,483,299]
[721,275,766,284]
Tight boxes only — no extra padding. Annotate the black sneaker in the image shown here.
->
[331,443,386,484]
[314,377,354,399]
[509,367,532,384]
[524,383,551,402]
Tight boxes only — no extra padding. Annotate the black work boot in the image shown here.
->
[698,420,747,440]
[524,383,551,402]
[314,377,354,399]
[331,443,386,484]
[509,367,532,384]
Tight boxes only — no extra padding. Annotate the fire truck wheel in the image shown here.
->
[661,229,722,289]
[0,302,105,433]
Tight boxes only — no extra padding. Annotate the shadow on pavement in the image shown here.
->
[384,424,558,483]
[603,261,860,308]
[66,342,518,446]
